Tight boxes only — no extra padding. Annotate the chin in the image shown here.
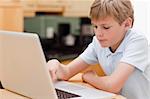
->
[100,44,109,48]
[99,41,110,48]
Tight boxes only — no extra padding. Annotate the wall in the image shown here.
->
[132,0,150,44]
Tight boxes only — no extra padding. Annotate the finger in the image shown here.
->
[49,70,57,81]
[82,74,86,82]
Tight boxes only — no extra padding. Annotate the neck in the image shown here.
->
[110,30,128,53]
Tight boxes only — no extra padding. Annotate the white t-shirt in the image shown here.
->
[79,29,150,99]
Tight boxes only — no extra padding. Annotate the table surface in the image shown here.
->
[0,73,126,99]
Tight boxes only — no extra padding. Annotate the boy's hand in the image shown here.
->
[47,59,69,81]
[47,59,61,81]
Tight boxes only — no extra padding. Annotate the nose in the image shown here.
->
[94,27,104,37]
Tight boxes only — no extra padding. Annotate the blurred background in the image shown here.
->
[0,0,150,62]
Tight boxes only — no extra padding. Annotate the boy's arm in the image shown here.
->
[82,62,135,93]
[59,57,90,80]
[47,57,89,81]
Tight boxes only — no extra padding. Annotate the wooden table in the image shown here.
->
[0,73,126,99]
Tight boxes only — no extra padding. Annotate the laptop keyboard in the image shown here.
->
[55,88,80,99]
[0,82,3,89]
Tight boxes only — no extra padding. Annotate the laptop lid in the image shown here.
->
[0,31,57,99]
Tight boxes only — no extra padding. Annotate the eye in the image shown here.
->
[92,25,98,29]
[103,26,111,30]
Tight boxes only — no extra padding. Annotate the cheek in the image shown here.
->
[94,29,101,36]
[109,29,124,43]
[107,35,116,43]
[107,32,119,43]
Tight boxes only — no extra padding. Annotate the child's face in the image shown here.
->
[91,16,128,49]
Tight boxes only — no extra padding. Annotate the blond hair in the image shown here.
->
[90,0,134,26]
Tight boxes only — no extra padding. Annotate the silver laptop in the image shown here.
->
[0,31,115,99]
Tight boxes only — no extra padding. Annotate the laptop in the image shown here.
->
[0,31,115,99]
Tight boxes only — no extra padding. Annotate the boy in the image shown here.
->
[47,0,150,99]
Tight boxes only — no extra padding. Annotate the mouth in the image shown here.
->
[99,39,107,42]
[96,37,107,43]
[98,40,109,47]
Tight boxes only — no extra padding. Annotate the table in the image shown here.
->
[0,73,126,99]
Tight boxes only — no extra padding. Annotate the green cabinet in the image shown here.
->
[24,15,80,38]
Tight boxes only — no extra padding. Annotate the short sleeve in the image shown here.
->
[79,37,98,65]
[120,37,149,72]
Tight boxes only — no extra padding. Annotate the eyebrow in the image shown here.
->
[91,23,111,26]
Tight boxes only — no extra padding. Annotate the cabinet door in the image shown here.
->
[0,3,23,32]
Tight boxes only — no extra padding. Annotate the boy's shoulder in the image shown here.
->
[124,29,148,44]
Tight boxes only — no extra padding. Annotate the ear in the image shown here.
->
[123,17,132,30]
